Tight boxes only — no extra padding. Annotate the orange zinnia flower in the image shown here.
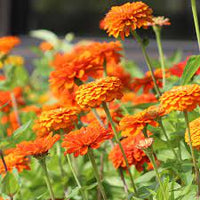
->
[160,84,200,112]
[147,16,171,27]
[34,106,79,137]
[109,133,150,171]
[121,92,157,105]
[0,151,30,175]
[0,36,20,54]
[131,69,169,94]
[62,122,113,157]
[16,134,60,158]
[75,76,123,109]
[39,41,54,52]
[119,105,165,136]
[185,117,200,150]
[103,2,153,39]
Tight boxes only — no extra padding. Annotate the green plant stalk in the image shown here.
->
[145,149,167,200]
[103,60,107,77]
[183,111,200,197]
[102,102,138,196]
[66,154,87,200]
[0,149,7,172]
[158,118,180,161]
[132,31,161,97]
[153,26,166,87]
[38,157,55,200]
[191,0,200,52]
[56,142,65,177]
[87,149,108,200]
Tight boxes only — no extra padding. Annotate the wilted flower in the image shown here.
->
[103,1,153,39]
[148,16,171,27]
[75,76,123,109]
[136,137,154,150]
[62,122,113,157]
[160,84,200,112]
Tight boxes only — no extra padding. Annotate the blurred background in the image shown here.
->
[0,0,200,40]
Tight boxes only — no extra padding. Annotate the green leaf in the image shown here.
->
[65,186,80,199]
[180,55,200,85]
[1,172,19,196]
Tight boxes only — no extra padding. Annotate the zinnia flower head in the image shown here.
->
[160,84,200,112]
[0,36,20,54]
[34,106,79,137]
[109,133,150,171]
[103,1,153,39]
[16,134,60,158]
[131,69,169,94]
[62,122,113,157]
[75,76,123,109]
[119,107,162,136]
[136,137,154,150]
[148,16,171,27]
[185,117,200,150]
[0,151,30,175]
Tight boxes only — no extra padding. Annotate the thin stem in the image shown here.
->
[0,149,7,173]
[103,60,107,77]
[92,108,106,128]
[132,31,161,97]
[87,149,108,200]
[153,26,166,87]
[10,92,21,126]
[158,118,180,161]
[191,0,200,52]
[38,157,55,200]
[56,142,65,177]
[102,102,138,196]
[119,168,129,196]
[145,149,167,200]
[66,154,87,200]
[183,111,200,197]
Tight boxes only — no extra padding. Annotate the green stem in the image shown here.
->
[38,157,55,200]
[0,149,7,173]
[66,154,87,200]
[132,31,161,97]
[56,142,65,177]
[145,149,167,200]
[102,102,138,196]
[191,0,200,52]
[153,26,166,87]
[103,60,107,77]
[158,118,180,161]
[183,111,200,197]
[87,149,107,200]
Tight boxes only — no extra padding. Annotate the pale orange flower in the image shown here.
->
[39,41,54,52]
[75,76,123,109]
[148,16,171,27]
[103,2,153,39]
[160,84,200,112]
[185,117,200,150]
[0,36,20,54]
[16,134,60,158]
[62,122,113,157]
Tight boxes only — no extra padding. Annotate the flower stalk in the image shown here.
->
[38,157,55,200]
[153,26,166,87]
[102,102,138,196]
[191,0,200,52]
[183,111,200,197]
[88,149,108,200]
[132,31,161,97]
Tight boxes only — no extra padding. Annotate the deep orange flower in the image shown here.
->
[34,106,79,137]
[0,151,30,175]
[109,133,150,171]
[39,41,54,52]
[75,76,123,109]
[103,2,153,39]
[107,63,131,89]
[131,69,169,94]
[119,105,165,136]
[148,16,171,27]
[160,84,200,112]
[0,36,20,54]
[62,122,113,157]
[16,134,60,157]
[50,41,122,98]
[185,117,200,150]
[121,92,157,105]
